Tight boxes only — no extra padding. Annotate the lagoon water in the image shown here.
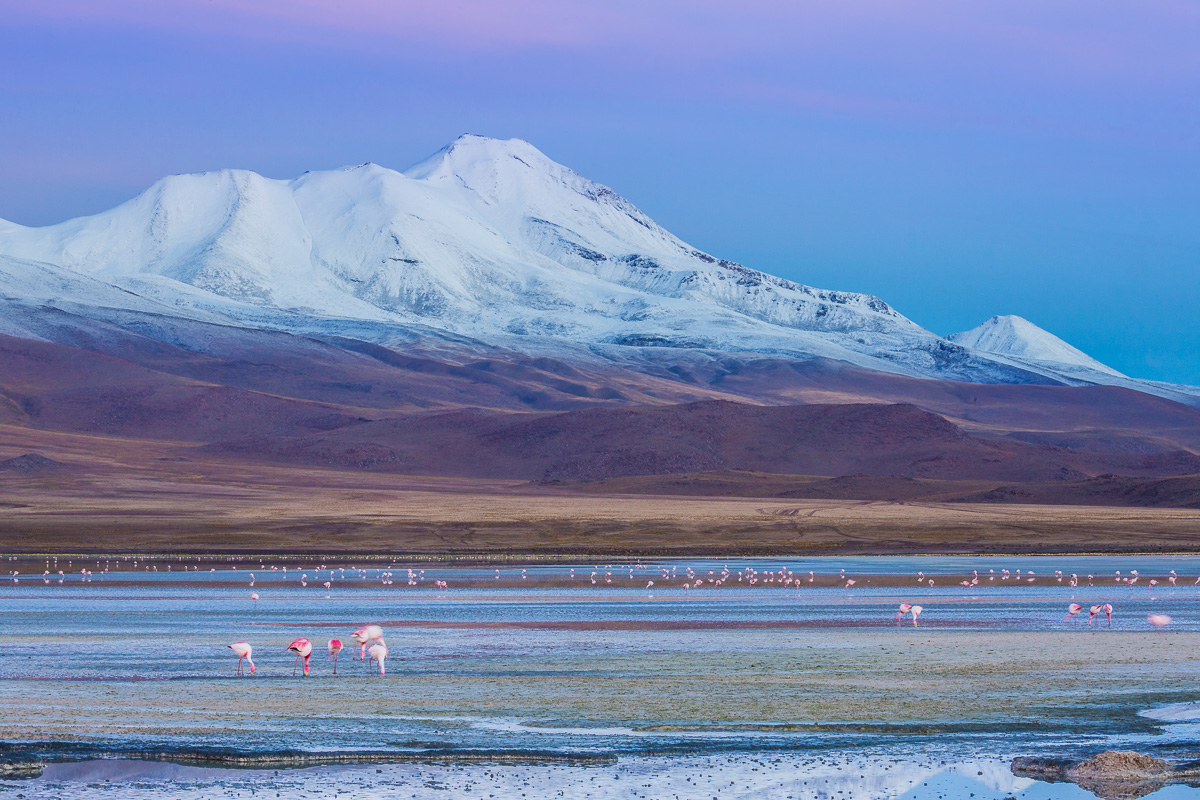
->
[4,555,1200,798]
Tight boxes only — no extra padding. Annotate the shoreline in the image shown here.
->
[9,549,1200,561]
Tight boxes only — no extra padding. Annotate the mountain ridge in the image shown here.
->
[0,134,1195,405]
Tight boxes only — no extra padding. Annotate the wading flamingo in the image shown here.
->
[328,639,343,674]
[1066,603,1083,622]
[367,641,388,675]
[228,642,255,675]
[1088,604,1103,625]
[350,625,385,660]
[1104,603,1113,625]
[1149,614,1172,627]
[287,638,313,676]
[910,605,923,627]
[897,603,913,624]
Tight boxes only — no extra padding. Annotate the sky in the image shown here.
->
[1,1,1197,384]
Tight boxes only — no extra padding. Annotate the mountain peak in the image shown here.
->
[403,135,558,183]
[948,315,1123,377]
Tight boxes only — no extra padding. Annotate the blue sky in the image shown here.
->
[2,1,1197,383]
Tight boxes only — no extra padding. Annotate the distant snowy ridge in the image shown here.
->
[0,134,1195,402]
[949,315,1123,376]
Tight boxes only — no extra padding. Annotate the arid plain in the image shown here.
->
[3,423,1198,557]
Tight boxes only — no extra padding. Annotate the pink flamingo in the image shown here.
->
[1104,603,1113,625]
[228,642,255,675]
[287,637,312,676]
[350,628,368,658]
[910,605,923,627]
[897,603,913,624]
[1088,604,1103,625]
[351,625,384,660]
[1148,614,1172,627]
[367,641,388,675]
[1066,603,1083,622]
[328,639,343,674]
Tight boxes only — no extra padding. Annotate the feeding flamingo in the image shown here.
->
[287,637,313,676]
[1066,603,1083,622]
[351,625,384,659]
[367,641,388,675]
[328,639,343,673]
[228,642,255,675]
[1088,604,1103,625]
[897,603,913,624]
[1149,614,1172,627]
[910,605,923,627]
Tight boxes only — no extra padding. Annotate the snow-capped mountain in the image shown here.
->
[949,315,1122,376]
[0,134,1194,401]
[947,315,1200,403]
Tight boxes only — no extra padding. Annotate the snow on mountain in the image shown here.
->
[946,315,1200,405]
[0,134,1194,400]
[949,315,1122,376]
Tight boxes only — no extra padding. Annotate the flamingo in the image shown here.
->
[367,641,387,675]
[1104,603,1113,625]
[897,603,913,623]
[228,642,255,675]
[328,639,343,674]
[1066,603,1083,622]
[1088,604,1103,625]
[1149,614,1172,627]
[350,628,369,658]
[287,637,313,676]
[351,625,384,659]
[910,605,923,627]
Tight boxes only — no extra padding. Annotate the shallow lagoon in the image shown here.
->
[4,555,1200,798]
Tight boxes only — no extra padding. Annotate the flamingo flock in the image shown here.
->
[6,556,1188,646]
[230,626,387,677]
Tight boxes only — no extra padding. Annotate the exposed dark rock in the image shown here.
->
[1012,750,1200,799]
[0,759,44,778]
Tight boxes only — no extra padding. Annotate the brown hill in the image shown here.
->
[202,400,1200,484]
[2,327,1200,506]
[0,453,70,475]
